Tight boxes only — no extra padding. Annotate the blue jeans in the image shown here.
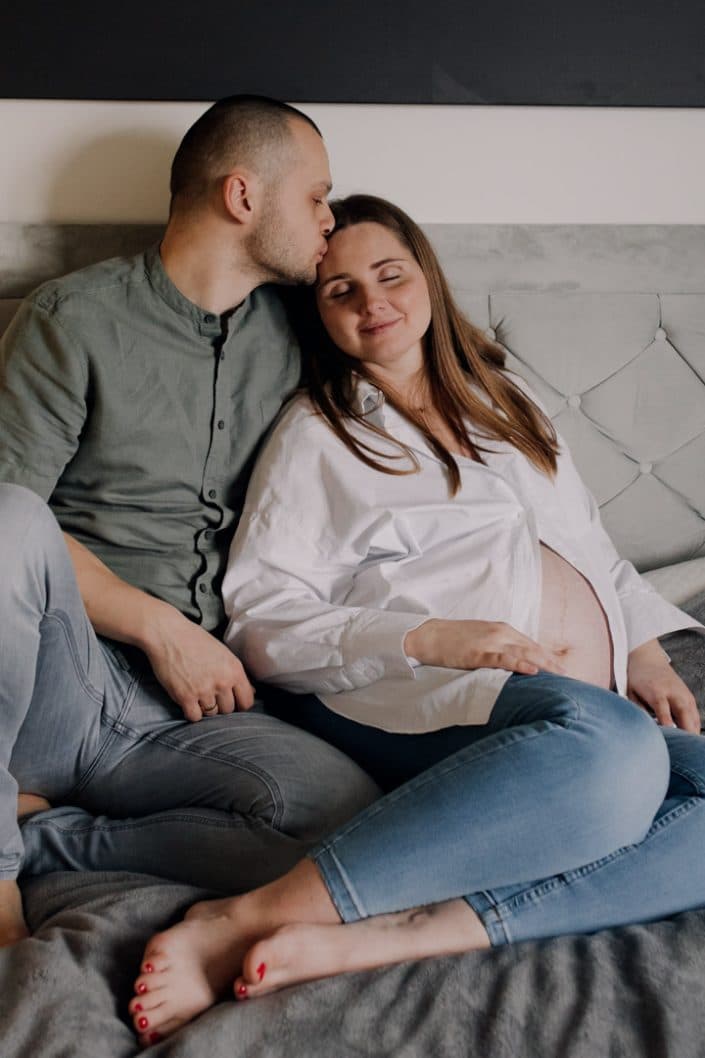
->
[0,484,379,889]
[300,674,705,944]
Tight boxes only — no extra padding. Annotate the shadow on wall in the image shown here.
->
[48,130,175,224]
[0,131,172,296]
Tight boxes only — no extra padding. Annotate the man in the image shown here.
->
[0,96,379,947]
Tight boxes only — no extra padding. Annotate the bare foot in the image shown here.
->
[0,879,30,947]
[128,902,260,1045]
[130,858,337,1043]
[17,793,51,819]
[233,899,490,1000]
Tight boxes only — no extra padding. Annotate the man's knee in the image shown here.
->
[266,725,381,842]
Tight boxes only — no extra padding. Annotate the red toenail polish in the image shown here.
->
[136,983,148,995]
[237,984,248,998]
[133,1003,143,1013]
[138,1016,149,1030]
[256,962,266,981]
[148,1033,162,1044]
[144,962,154,973]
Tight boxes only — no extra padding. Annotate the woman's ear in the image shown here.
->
[222,170,260,225]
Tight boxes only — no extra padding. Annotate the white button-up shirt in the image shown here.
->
[224,377,700,732]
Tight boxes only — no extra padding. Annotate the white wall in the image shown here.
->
[2,99,705,225]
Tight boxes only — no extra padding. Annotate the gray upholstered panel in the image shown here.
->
[2,223,705,576]
[486,294,705,570]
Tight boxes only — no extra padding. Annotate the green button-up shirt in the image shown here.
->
[0,246,300,632]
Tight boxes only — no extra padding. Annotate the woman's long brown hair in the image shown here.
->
[302,194,558,495]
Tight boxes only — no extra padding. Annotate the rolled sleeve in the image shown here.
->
[0,298,87,496]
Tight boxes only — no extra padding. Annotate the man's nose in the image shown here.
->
[321,202,335,235]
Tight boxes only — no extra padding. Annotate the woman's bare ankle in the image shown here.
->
[0,879,30,947]
[17,793,51,819]
[220,858,342,935]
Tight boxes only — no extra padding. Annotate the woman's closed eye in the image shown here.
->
[328,285,352,300]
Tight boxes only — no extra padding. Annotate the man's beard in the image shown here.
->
[246,207,316,287]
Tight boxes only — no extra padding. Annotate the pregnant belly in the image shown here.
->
[538,543,614,689]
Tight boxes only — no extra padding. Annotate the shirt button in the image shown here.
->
[220,350,225,360]
[568,394,582,409]
[217,420,225,430]
[639,462,653,474]
[485,327,497,341]
[204,313,216,324]
[208,489,217,499]
[204,529,215,540]
[199,583,208,594]
[654,327,667,341]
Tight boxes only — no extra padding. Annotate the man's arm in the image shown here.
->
[64,533,254,722]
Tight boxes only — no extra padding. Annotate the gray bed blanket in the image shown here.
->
[3,593,705,1058]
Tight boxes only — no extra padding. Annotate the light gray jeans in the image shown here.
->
[1,484,380,891]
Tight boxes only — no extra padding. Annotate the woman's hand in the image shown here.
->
[404,619,567,676]
[627,639,700,733]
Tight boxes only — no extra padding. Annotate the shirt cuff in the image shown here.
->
[620,589,705,653]
[341,612,428,683]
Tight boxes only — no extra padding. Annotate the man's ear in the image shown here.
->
[222,170,260,224]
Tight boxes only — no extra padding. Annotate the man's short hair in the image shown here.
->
[169,95,321,213]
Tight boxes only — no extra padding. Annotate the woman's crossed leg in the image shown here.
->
[125,675,705,1046]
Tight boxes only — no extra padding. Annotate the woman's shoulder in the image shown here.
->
[264,391,351,453]
[247,391,363,503]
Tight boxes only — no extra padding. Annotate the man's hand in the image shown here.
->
[62,531,255,722]
[627,639,700,733]
[143,606,255,722]
[404,619,567,676]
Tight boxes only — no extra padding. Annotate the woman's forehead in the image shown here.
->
[318,223,409,279]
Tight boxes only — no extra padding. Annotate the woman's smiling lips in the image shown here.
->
[359,318,403,336]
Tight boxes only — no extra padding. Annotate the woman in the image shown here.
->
[128,196,705,1045]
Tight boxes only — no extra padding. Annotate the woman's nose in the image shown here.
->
[360,290,386,313]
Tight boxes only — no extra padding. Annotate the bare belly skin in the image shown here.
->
[538,543,614,689]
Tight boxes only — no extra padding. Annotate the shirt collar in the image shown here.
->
[351,376,385,417]
[144,244,245,338]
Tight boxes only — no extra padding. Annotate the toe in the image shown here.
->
[138,1014,187,1046]
[129,991,164,1015]
[141,950,169,974]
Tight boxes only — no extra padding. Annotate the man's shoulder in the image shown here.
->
[27,249,152,318]
[246,284,299,336]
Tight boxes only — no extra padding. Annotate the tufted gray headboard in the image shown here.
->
[2,222,705,601]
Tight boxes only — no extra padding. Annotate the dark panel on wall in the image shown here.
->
[2,0,704,105]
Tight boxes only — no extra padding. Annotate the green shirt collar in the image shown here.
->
[145,244,247,338]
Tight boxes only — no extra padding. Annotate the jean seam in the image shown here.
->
[463,892,511,946]
[65,676,141,800]
[90,722,286,830]
[22,811,245,834]
[489,794,703,938]
[668,760,705,797]
[43,609,104,705]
